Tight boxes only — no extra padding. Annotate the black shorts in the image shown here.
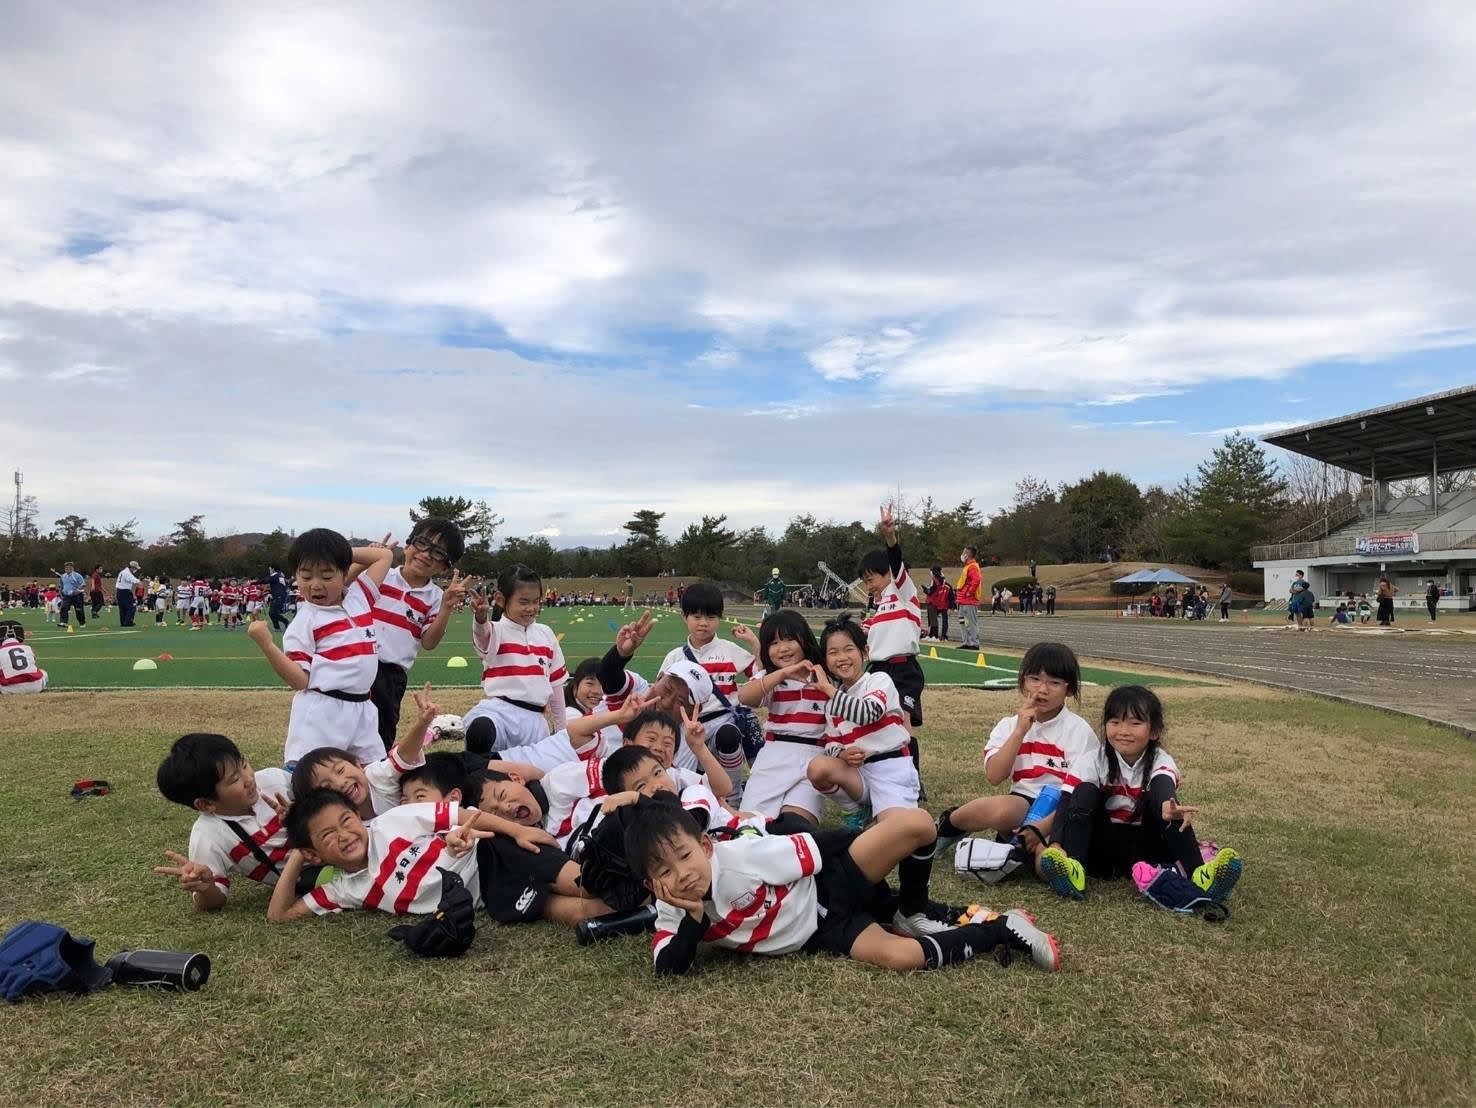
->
[869,656,924,727]
[476,837,571,924]
[802,829,896,957]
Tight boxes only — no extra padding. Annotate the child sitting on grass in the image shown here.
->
[247,528,394,767]
[154,733,292,911]
[625,802,1060,976]
[936,642,1099,858]
[1037,685,1242,904]
[0,620,46,694]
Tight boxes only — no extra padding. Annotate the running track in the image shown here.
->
[965,615,1476,736]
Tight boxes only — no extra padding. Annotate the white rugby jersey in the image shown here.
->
[762,677,828,746]
[304,801,478,915]
[366,746,426,815]
[372,567,444,670]
[586,671,700,773]
[0,636,44,691]
[659,638,754,718]
[676,780,764,833]
[861,562,922,659]
[651,833,821,963]
[282,575,380,693]
[541,756,608,843]
[1062,745,1181,826]
[187,768,293,895]
[825,671,910,756]
[984,706,1100,799]
[474,617,568,705]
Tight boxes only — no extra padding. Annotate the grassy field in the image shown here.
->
[2,677,1474,1104]
[5,603,1204,690]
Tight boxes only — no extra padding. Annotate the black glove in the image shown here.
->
[387,869,476,959]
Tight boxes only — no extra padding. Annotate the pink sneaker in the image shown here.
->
[1131,862,1161,894]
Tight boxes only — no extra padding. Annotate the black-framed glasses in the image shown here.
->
[409,537,451,565]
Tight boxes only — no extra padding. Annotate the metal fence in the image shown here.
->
[1253,529,1476,562]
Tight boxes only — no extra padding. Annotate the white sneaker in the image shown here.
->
[1003,910,1061,971]
[892,909,954,938]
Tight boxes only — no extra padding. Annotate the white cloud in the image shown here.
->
[3,1,1476,534]
[1194,420,1305,437]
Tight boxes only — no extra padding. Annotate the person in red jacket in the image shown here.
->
[956,547,981,649]
[924,565,952,642]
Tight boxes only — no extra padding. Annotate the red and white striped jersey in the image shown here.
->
[372,567,444,669]
[0,636,44,691]
[245,584,262,602]
[651,833,820,963]
[192,579,208,599]
[1062,746,1181,825]
[221,585,241,605]
[304,801,479,915]
[473,617,568,705]
[985,706,1100,799]
[825,671,910,756]
[861,563,922,659]
[760,676,828,745]
[541,755,608,845]
[282,575,380,693]
[186,768,293,896]
[366,747,426,815]
[659,638,754,717]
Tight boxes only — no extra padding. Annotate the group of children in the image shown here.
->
[151,506,1244,977]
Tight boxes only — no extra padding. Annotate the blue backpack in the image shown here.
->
[0,921,113,1003]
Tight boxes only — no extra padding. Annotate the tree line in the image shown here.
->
[6,435,1445,588]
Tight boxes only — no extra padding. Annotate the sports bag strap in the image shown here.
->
[224,820,281,878]
[682,644,733,711]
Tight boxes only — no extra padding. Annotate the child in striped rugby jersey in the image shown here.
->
[1037,685,1242,904]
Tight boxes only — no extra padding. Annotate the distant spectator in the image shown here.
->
[115,560,142,627]
[1376,577,1397,626]
[89,563,106,617]
[762,568,787,616]
[1029,558,1037,579]
[1426,579,1441,623]
[924,565,951,641]
[51,561,87,627]
[1218,582,1233,622]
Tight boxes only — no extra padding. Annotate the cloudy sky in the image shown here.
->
[3,1,1475,547]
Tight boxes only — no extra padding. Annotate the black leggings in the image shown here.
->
[1057,779,1203,879]
[369,661,409,750]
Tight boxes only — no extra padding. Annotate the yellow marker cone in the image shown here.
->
[556,632,566,641]
[975,653,987,667]
[928,646,939,659]
[66,625,75,634]
[446,655,469,668]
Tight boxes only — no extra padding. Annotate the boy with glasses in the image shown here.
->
[368,518,474,748]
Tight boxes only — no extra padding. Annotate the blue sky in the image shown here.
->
[2,2,1475,549]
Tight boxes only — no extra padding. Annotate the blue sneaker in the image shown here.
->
[843,804,872,832]
[1038,846,1086,901]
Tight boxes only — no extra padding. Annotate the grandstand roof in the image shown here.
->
[1263,384,1476,481]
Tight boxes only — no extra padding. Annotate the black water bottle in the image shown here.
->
[106,949,211,991]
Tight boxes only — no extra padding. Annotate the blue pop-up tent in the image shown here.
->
[1114,568,1199,585]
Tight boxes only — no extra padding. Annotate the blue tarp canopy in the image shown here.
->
[1114,568,1199,585]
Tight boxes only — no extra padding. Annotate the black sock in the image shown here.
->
[897,844,935,915]
[936,808,962,838]
[465,717,497,756]
[916,922,1001,969]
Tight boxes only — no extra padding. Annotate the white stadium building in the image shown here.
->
[1253,385,1476,611]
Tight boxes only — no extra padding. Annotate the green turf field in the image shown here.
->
[7,603,1203,690]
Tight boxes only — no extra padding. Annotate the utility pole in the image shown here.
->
[6,469,38,552]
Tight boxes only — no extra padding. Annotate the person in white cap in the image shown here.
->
[115,560,142,627]
[762,568,787,616]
